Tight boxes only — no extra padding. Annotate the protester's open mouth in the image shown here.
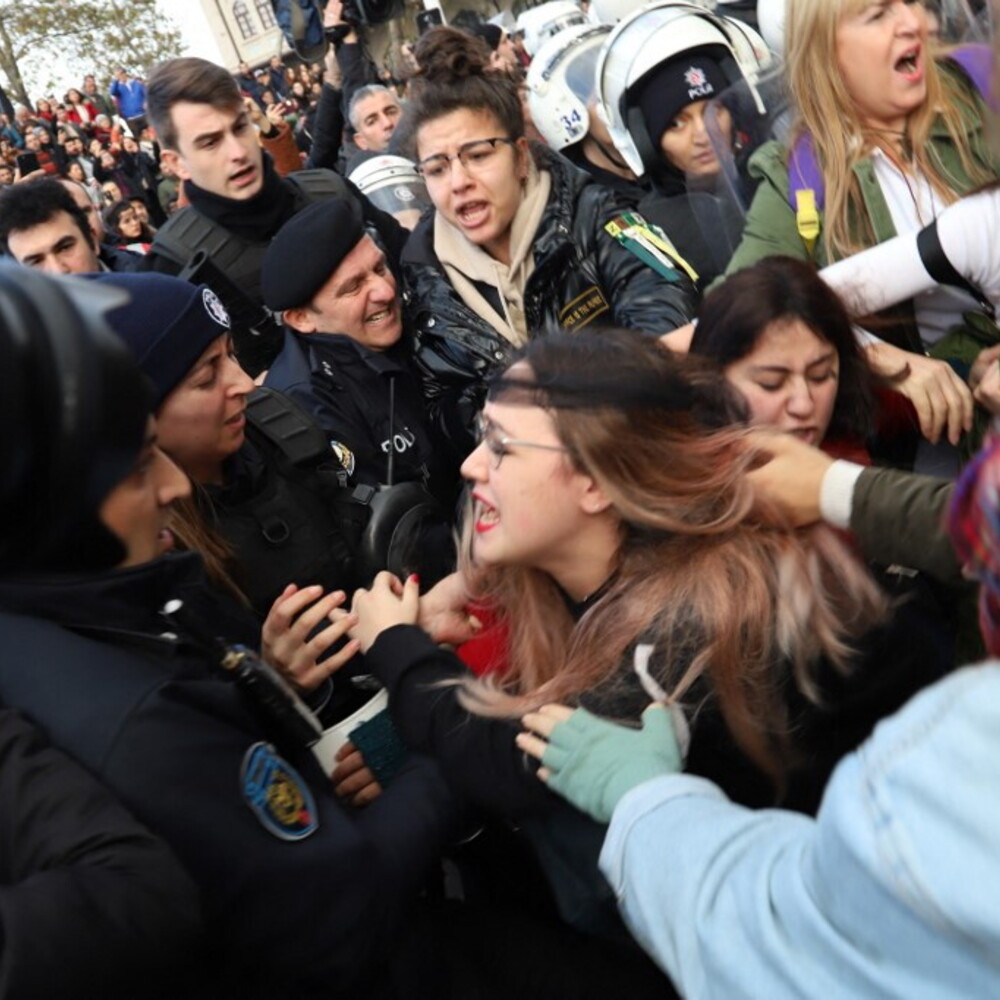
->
[158,526,175,552]
[788,427,819,446]
[895,46,922,81]
[474,494,500,534]
[225,408,246,430]
[456,201,490,228]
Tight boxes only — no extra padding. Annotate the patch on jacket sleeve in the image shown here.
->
[329,440,356,477]
[558,286,610,331]
[241,742,319,841]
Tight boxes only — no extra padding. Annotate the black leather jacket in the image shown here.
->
[401,146,697,454]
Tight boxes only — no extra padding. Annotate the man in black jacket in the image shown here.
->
[145,56,408,376]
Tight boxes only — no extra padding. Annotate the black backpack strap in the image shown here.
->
[178,249,275,332]
[917,219,995,319]
[245,386,376,534]
[153,206,241,266]
[151,210,281,374]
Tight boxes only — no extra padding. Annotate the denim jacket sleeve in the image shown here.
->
[599,665,1000,1000]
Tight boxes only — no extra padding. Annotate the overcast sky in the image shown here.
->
[158,0,226,65]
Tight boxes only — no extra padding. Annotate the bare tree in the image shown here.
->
[0,0,182,108]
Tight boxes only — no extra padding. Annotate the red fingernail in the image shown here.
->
[409,573,420,584]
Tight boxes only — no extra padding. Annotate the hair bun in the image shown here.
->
[415,27,491,85]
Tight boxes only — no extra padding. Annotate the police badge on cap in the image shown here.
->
[203,287,231,328]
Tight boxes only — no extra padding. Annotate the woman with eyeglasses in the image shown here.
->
[338,328,946,973]
[399,27,697,460]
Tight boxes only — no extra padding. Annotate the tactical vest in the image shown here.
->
[151,170,353,374]
[207,386,373,617]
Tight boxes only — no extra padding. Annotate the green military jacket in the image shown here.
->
[724,59,1000,276]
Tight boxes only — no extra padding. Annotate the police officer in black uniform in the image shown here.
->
[261,197,461,508]
[0,264,459,999]
[87,270,375,623]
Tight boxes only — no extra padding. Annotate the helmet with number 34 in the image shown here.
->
[527,23,612,151]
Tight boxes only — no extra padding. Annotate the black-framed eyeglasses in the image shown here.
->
[417,137,516,181]
[475,416,568,469]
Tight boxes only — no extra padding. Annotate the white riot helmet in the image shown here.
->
[756,0,785,56]
[527,23,612,150]
[596,1,771,177]
[590,0,717,25]
[517,1,589,56]
[347,155,431,230]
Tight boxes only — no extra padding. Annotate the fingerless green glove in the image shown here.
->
[542,704,683,824]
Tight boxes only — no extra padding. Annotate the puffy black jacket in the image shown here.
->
[0,708,204,999]
[0,553,458,999]
[401,146,696,454]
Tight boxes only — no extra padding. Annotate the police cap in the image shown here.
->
[88,273,233,406]
[261,198,366,313]
[635,53,728,147]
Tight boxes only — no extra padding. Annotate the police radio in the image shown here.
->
[162,598,322,746]
[160,598,388,776]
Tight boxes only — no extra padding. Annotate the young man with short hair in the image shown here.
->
[0,177,143,274]
[145,57,407,376]
[0,179,101,274]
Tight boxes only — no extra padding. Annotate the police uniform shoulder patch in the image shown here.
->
[329,440,356,477]
[241,742,319,841]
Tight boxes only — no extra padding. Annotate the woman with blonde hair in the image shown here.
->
[723,0,1000,466]
[346,328,948,949]
[731,0,996,269]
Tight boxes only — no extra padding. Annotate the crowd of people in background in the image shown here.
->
[0,0,999,997]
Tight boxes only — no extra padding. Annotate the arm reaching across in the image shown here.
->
[518,703,684,824]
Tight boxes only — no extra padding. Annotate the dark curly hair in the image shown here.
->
[405,27,524,154]
[0,177,94,255]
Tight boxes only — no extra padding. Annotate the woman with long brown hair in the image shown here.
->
[345,328,948,948]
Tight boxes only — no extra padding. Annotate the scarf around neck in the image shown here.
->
[433,163,551,346]
[183,153,296,242]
